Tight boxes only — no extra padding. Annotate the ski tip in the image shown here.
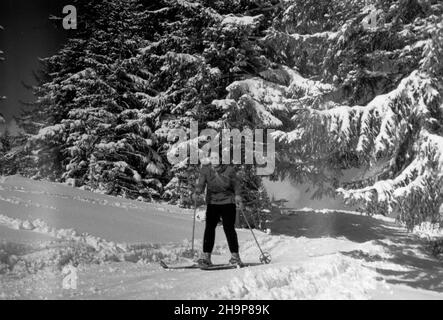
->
[159,261,201,270]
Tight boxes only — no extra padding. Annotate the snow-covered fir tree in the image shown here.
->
[0,129,11,153]
[242,0,443,229]
[10,0,443,229]
[13,0,276,227]
[18,0,166,197]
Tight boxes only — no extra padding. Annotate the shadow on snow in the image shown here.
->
[271,210,443,293]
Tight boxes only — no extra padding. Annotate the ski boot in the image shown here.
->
[229,253,243,267]
[196,252,212,268]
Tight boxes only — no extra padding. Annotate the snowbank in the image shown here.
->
[203,255,377,299]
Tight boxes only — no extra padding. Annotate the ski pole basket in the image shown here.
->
[238,208,271,264]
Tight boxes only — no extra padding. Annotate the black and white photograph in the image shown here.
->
[0,0,442,302]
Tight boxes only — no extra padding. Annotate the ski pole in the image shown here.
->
[191,193,197,254]
[239,207,271,264]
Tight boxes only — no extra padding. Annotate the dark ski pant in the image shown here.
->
[203,203,239,253]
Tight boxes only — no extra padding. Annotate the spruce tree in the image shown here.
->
[19,0,165,196]
[234,0,443,229]
[13,0,441,230]
[15,0,276,223]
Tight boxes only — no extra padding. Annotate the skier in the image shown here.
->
[193,155,244,267]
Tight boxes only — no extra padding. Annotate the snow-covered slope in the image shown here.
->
[1,175,442,299]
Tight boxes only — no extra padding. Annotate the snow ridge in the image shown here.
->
[203,255,377,300]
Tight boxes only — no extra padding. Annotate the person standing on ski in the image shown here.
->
[193,155,244,267]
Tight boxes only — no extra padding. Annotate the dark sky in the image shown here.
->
[0,0,70,124]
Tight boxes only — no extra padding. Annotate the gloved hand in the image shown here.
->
[192,193,203,203]
[235,195,244,210]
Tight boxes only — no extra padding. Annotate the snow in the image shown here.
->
[241,95,283,127]
[1,175,442,299]
[227,78,289,112]
[221,14,262,31]
[288,30,338,41]
[204,255,377,299]
[339,128,443,209]
[272,128,304,143]
[413,222,443,239]
[211,99,237,111]
[233,66,335,135]
[62,68,96,83]
[33,124,66,141]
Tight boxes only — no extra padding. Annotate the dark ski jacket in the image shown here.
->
[195,164,241,205]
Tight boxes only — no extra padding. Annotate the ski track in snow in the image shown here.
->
[1,175,443,300]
